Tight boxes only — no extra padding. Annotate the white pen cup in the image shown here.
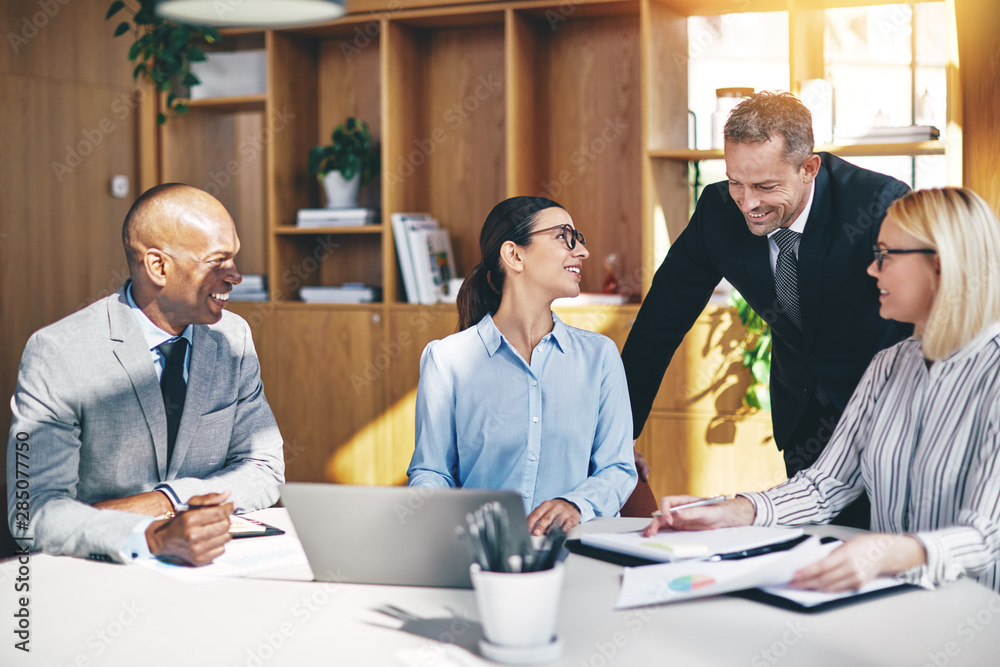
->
[470,562,565,649]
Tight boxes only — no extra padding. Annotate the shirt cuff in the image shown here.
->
[559,496,593,523]
[154,483,181,507]
[738,492,774,526]
[120,516,157,562]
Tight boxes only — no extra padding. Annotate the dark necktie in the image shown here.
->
[772,228,831,406]
[772,228,802,331]
[158,338,188,464]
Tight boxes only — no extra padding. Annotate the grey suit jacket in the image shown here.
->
[6,283,284,562]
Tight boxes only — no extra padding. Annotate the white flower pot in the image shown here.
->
[322,170,361,209]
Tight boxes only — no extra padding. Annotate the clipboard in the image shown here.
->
[566,533,810,567]
[727,581,919,613]
[229,515,285,539]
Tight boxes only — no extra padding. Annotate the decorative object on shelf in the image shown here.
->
[711,87,753,149]
[155,0,345,27]
[729,290,771,412]
[296,207,379,228]
[106,0,219,124]
[601,253,619,294]
[308,117,380,210]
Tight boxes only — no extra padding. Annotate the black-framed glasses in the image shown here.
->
[528,224,586,250]
[872,245,936,271]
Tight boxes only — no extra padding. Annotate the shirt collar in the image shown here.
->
[476,312,568,357]
[126,282,193,351]
[767,179,815,240]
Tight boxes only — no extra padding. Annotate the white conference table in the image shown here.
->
[3,509,999,667]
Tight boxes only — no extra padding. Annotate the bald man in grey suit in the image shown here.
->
[7,184,284,565]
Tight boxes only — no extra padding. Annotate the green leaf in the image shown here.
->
[113,21,131,37]
[127,40,142,61]
[174,102,189,114]
[755,386,771,412]
[188,46,206,62]
[156,112,167,125]
[105,1,126,20]
[751,359,769,381]
[132,63,146,79]
[182,72,200,87]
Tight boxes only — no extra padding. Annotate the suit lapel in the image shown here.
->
[798,165,835,350]
[168,324,216,476]
[743,232,776,317]
[108,284,169,480]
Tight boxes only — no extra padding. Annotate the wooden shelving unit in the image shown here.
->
[161,0,954,495]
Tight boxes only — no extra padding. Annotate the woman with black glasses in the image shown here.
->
[407,197,637,536]
[645,187,1000,593]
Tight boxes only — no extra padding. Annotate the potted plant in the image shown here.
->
[729,291,771,412]
[308,118,380,209]
[106,0,219,124]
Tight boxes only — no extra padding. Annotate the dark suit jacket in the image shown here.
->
[622,153,913,449]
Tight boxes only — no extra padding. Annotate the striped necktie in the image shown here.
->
[772,228,802,331]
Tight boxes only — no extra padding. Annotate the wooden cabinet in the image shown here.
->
[164,0,955,498]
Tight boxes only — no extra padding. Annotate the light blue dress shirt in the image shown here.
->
[407,313,637,522]
[121,282,195,560]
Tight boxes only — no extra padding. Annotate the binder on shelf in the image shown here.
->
[296,207,379,228]
[391,213,438,304]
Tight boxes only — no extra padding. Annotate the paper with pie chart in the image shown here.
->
[615,536,832,609]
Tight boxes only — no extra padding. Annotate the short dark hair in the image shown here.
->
[723,91,814,165]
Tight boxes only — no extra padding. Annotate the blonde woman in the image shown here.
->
[646,187,1000,593]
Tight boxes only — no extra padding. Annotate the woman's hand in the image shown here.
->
[642,495,756,536]
[527,499,582,536]
[790,533,927,592]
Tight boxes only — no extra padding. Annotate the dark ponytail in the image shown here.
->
[457,196,564,330]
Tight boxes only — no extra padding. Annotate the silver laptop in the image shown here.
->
[281,483,531,588]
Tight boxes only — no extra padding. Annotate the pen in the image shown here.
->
[652,496,726,516]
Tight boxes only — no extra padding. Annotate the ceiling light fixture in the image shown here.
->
[156,0,345,28]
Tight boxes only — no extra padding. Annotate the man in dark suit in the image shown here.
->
[621,92,912,528]
[7,184,284,564]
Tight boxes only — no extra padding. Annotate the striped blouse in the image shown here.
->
[743,324,1000,592]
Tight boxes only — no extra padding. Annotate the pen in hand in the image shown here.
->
[652,495,726,516]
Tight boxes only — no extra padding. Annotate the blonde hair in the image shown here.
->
[886,187,1000,360]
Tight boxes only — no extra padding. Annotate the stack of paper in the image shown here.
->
[229,274,268,302]
[296,207,379,228]
[391,213,457,304]
[832,125,940,145]
[299,284,382,304]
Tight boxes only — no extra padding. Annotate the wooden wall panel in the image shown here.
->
[1,0,140,481]
[955,0,1000,212]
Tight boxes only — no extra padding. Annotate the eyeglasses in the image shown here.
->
[528,224,587,250]
[871,245,936,271]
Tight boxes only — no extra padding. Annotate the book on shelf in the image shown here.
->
[229,274,268,302]
[391,213,437,304]
[832,125,940,145]
[296,207,379,228]
[299,284,381,304]
[410,228,457,306]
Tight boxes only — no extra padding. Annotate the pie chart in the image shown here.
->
[668,574,716,592]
